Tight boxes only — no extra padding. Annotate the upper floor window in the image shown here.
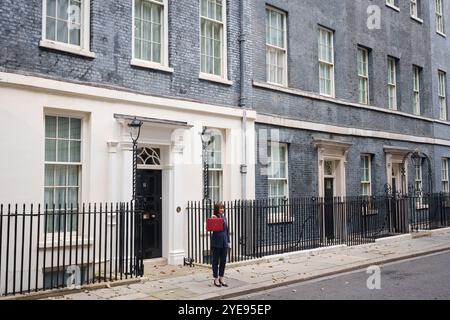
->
[206,133,223,204]
[41,0,94,57]
[413,66,421,115]
[133,0,169,68]
[436,0,445,34]
[358,47,369,105]
[411,0,420,19]
[442,158,449,193]
[361,155,372,196]
[200,0,228,79]
[386,0,400,11]
[266,7,287,86]
[268,143,288,204]
[319,27,335,97]
[387,57,398,110]
[44,115,82,233]
[439,70,447,120]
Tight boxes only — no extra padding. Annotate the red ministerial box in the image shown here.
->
[206,218,224,232]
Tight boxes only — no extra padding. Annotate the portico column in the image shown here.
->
[120,142,134,202]
[168,134,186,265]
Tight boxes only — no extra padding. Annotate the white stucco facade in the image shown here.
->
[0,72,256,266]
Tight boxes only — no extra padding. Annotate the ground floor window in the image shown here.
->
[443,158,449,193]
[44,115,81,233]
[268,142,288,205]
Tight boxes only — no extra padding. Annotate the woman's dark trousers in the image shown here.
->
[212,247,227,278]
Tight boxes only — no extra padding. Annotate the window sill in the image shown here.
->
[411,16,424,24]
[266,80,288,88]
[437,31,447,38]
[267,213,294,225]
[39,236,93,249]
[199,73,233,86]
[385,3,400,12]
[416,203,429,210]
[130,59,174,73]
[39,40,96,58]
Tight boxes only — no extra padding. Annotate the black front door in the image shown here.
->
[136,170,162,259]
[324,178,334,239]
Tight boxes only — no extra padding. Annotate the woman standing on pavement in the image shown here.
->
[211,202,230,287]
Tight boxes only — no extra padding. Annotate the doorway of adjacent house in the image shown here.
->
[136,169,162,259]
[323,160,336,240]
[391,163,405,195]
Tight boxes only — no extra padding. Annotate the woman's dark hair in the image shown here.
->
[213,202,225,216]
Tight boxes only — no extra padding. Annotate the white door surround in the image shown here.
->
[384,146,411,194]
[114,114,193,265]
[314,138,352,198]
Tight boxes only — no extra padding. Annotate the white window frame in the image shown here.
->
[199,0,230,83]
[361,155,372,196]
[266,6,288,87]
[436,0,446,35]
[411,0,418,18]
[388,57,398,110]
[206,132,223,204]
[439,70,448,120]
[358,47,369,105]
[267,142,291,223]
[44,114,83,234]
[442,158,449,193]
[319,27,335,97]
[386,0,400,11]
[131,0,173,73]
[413,66,421,115]
[40,0,95,58]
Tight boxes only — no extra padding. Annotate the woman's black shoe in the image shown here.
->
[214,280,222,288]
[220,280,228,287]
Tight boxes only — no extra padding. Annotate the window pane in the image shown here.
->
[56,19,68,43]
[46,18,56,41]
[69,27,80,45]
[69,141,81,162]
[57,0,69,20]
[57,140,69,162]
[68,188,78,207]
[44,188,54,206]
[45,139,57,162]
[55,188,66,208]
[47,0,57,17]
[55,165,67,186]
[70,118,81,139]
[45,116,57,138]
[201,0,207,17]
[142,41,151,61]
[152,43,161,63]
[135,0,142,18]
[45,164,55,186]
[68,165,79,186]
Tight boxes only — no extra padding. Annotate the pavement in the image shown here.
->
[11,228,450,300]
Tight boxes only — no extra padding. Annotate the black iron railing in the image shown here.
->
[186,193,450,265]
[0,202,142,297]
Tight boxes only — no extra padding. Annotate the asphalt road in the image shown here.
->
[233,251,450,300]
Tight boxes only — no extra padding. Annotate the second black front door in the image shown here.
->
[136,170,162,259]
[324,178,335,239]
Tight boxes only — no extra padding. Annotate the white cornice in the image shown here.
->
[0,72,257,120]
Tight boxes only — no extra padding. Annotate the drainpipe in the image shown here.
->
[239,0,248,200]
